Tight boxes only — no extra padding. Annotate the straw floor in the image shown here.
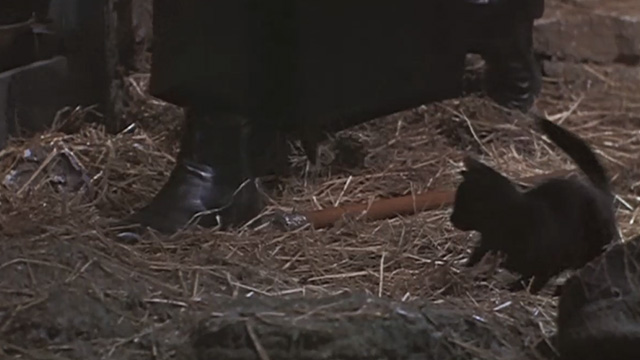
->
[0,60,638,359]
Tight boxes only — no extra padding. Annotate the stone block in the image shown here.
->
[541,60,640,85]
[186,292,532,360]
[534,0,640,64]
[0,56,71,149]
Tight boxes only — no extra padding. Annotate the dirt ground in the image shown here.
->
[0,53,639,359]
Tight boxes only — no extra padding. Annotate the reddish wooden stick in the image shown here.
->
[299,169,572,229]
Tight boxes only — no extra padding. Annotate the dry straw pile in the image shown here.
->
[0,64,638,359]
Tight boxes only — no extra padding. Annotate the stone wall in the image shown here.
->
[534,0,640,64]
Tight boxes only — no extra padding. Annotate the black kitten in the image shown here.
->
[450,116,617,294]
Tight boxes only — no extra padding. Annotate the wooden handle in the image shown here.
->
[299,169,572,229]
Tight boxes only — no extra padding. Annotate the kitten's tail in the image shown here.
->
[535,115,611,193]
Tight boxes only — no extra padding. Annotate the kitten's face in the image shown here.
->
[450,157,513,231]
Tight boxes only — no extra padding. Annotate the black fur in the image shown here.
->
[450,117,617,294]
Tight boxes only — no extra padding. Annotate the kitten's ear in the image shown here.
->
[463,156,487,171]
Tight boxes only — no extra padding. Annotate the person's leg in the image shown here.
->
[126,0,545,234]
[121,0,293,233]
[463,0,544,112]
[126,108,266,233]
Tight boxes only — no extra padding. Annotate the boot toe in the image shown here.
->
[120,161,260,235]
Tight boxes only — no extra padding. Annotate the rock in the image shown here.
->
[541,60,640,86]
[185,292,532,360]
[559,0,603,6]
[3,286,139,348]
[534,0,640,64]
[557,235,640,360]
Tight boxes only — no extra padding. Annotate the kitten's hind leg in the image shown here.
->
[465,244,490,267]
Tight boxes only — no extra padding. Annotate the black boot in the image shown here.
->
[124,108,266,234]
[482,17,541,112]
[463,0,544,112]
